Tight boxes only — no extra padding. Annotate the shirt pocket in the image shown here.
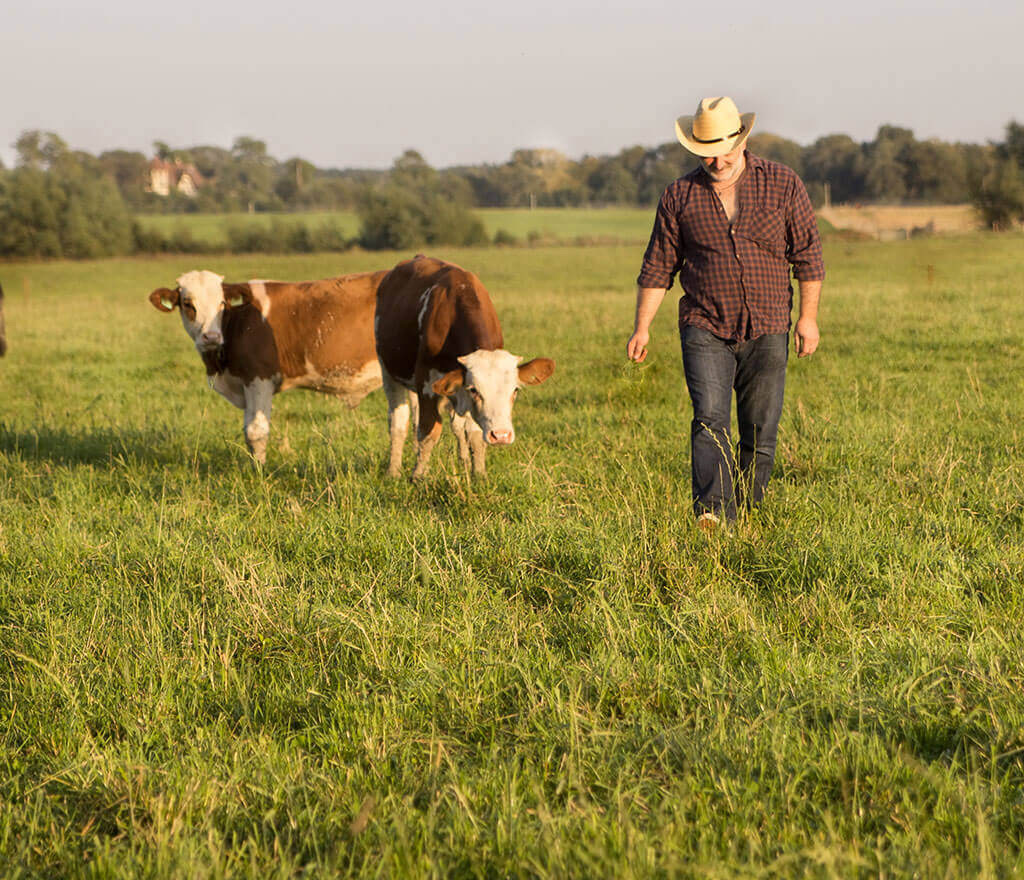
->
[740,208,786,258]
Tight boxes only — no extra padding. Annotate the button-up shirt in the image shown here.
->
[637,152,825,342]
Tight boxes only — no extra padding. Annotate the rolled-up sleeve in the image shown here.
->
[785,177,825,282]
[637,188,683,290]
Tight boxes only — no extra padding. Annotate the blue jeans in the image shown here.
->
[680,325,789,521]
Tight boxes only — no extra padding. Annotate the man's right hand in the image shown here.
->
[628,287,667,364]
[626,330,649,363]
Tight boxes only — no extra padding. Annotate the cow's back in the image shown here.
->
[263,270,386,402]
[375,256,502,384]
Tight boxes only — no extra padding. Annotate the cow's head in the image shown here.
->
[431,349,555,445]
[149,270,243,354]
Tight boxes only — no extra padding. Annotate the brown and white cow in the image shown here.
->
[0,281,6,357]
[374,255,555,478]
[149,269,387,463]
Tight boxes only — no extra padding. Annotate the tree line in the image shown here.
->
[0,123,1022,259]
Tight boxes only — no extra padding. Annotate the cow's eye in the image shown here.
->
[467,387,481,403]
[182,301,197,318]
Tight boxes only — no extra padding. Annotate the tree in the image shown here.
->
[972,156,1024,229]
[206,136,276,211]
[587,160,637,205]
[357,152,486,249]
[0,168,63,256]
[390,149,437,191]
[803,134,866,204]
[98,150,150,209]
[15,131,69,170]
[864,138,907,202]
[997,120,1024,167]
[274,157,318,206]
[0,155,133,258]
[901,139,968,203]
[748,133,804,177]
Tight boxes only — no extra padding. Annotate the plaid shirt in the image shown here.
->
[637,152,825,342]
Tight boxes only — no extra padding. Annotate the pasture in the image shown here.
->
[1,234,1023,877]
[132,208,656,249]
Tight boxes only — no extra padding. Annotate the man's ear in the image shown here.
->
[518,357,555,386]
[432,368,465,397]
[221,283,252,308]
[149,288,179,312]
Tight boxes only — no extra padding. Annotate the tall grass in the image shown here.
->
[0,234,1023,877]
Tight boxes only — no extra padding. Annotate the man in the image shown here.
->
[626,96,824,530]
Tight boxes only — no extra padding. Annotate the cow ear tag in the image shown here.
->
[149,288,179,312]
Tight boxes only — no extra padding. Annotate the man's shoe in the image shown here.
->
[696,512,721,534]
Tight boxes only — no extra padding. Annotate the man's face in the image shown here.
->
[701,145,745,183]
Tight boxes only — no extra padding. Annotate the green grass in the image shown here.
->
[134,211,362,248]
[1,234,1023,877]
[133,208,656,248]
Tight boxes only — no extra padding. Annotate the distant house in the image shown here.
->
[147,158,204,197]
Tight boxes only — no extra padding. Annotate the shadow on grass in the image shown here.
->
[0,423,236,473]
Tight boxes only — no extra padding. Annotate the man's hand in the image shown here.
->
[794,317,819,358]
[627,287,667,364]
[626,330,650,363]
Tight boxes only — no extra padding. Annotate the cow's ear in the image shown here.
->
[518,357,555,386]
[149,288,179,312]
[432,368,464,397]
[222,283,251,308]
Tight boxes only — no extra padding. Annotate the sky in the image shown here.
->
[2,0,1022,171]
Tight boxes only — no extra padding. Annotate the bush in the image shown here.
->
[493,229,520,247]
[0,166,133,259]
[131,222,207,255]
[307,222,352,252]
[971,157,1024,230]
[357,185,488,250]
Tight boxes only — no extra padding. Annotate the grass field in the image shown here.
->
[133,208,658,248]
[1,233,1023,877]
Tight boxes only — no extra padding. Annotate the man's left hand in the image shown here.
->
[795,317,819,358]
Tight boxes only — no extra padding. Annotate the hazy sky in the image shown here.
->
[2,0,1022,170]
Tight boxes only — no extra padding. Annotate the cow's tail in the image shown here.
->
[0,281,6,357]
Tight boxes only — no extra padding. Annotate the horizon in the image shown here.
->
[2,122,1013,175]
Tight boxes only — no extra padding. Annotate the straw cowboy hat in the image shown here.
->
[675,96,756,158]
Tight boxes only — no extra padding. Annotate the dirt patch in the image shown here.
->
[818,204,980,239]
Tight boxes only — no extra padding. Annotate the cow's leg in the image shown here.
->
[381,368,412,477]
[467,419,487,476]
[448,410,472,470]
[210,372,246,409]
[412,393,444,480]
[243,378,276,465]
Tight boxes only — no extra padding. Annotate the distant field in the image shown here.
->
[2,233,1024,876]
[134,208,656,248]
[820,204,980,236]
[133,211,361,246]
[134,205,963,251]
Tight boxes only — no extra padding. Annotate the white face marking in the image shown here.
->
[248,280,271,317]
[457,349,523,444]
[175,270,226,353]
